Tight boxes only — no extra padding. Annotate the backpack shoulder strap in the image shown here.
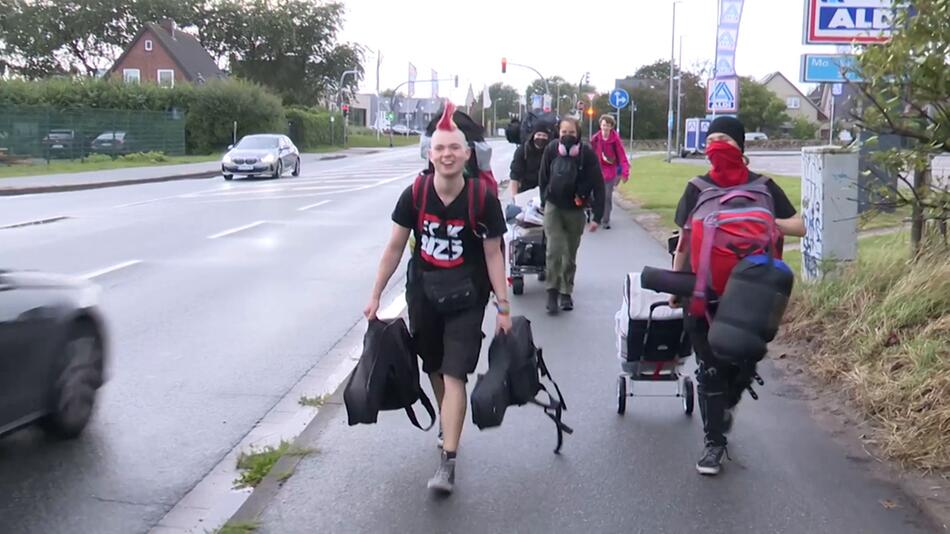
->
[412,173,432,232]
[689,175,717,192]
[404,391,436,431]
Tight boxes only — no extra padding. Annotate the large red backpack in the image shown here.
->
[686,173,782,318]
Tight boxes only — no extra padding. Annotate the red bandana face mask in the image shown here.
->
[706,140,749,187]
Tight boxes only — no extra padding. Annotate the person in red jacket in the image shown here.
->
[589,115,630,229]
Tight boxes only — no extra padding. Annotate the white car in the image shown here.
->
[744,132,769,142]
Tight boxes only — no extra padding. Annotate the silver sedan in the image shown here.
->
[221,134,301,180]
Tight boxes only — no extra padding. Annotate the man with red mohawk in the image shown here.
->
[364,101,510,494]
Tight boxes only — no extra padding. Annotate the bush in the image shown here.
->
[0,77,284,154]
[118,151,170,163]
[285,106,344,149]
[84,154,113,163]
[790,117,819,140]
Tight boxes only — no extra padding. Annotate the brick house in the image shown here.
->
[760,71,829,137]
[107,20,225,86]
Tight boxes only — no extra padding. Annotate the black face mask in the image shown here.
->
[533,138,548,149]
[560,135,578,148]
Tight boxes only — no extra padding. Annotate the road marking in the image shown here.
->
[81,260,142,279]
[0,216,70,230]
[378,291,407,319]
[297,200,332,212]
[207,221,266,239]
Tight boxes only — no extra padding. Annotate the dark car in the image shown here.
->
[89,131,135,155]
[0,270,108,439]
[221,134,301,180]
[42,129,80,159]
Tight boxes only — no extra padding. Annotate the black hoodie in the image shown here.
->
[509,139,546,191]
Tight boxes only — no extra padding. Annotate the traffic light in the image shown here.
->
[584,72,590,85]
[501,57,507,74]
[386,112,395,121]
[454,75,459,88]
[586,106,594,117]
[341,103,349,117]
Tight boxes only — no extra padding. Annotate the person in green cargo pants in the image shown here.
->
[538,117,605,315]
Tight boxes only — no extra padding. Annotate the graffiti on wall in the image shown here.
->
[801,152,824,281]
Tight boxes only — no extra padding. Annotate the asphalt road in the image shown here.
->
[252,153,935,533]
[0,144,466,534]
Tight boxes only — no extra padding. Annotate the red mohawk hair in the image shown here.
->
[436,100,457,131]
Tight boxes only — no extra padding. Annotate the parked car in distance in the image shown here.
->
[0,270,108,439]
[390,124,412,136]
[89,131,135,155]
[745,131,769,142]
[221,134,300,181]
[42,129,80,159]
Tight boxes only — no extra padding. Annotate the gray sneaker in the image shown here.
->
[427,452,456,494]
[696,444,728,476]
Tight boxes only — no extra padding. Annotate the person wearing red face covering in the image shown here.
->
[668,116,805,476]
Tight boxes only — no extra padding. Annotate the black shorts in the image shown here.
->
[407,287,487,381]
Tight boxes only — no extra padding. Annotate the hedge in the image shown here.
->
[285,106,345,149]
[0,77,284,154]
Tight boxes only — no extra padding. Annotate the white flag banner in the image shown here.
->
[482,85,491,108]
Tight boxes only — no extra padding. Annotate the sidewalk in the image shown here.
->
[0,147,384,196]
[226,206,934,533]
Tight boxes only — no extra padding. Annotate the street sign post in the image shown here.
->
[609,88,630,138]
[803,0,895,45]
[706,77,739,114]
[800,53,864,83]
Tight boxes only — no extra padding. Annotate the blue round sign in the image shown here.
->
[609,88,630,109]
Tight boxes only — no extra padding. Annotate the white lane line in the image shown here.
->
[207,221,266,239]
[297,199,332,212]
[81,260,142,279]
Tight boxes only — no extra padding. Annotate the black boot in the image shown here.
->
[546,289,559,315]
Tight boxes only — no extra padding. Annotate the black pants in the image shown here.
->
[685,313,756,447]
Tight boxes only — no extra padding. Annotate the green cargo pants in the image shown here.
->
[543,203,587,295]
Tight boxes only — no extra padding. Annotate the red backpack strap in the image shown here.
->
[689,215,719,320]
[413,173,432,233]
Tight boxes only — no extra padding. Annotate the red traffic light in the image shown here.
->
[501,57,507,74]
[341,104,349,112]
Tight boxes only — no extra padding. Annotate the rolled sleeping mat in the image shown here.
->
[708,255,795,364]
[640,266,697,297]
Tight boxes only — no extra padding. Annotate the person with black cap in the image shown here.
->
[508,123,552,198]
[669,116,805,476]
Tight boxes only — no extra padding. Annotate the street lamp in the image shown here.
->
[337,69,359,146]
[666,0,680,163]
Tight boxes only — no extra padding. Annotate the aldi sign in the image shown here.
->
[803,0,896,44]
[706,77,739,114]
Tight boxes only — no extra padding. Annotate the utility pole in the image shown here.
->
[675,35,684,158]
[666,1,679,162]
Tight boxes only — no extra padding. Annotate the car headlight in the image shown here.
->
[222,154,233,164]
[262,153,276,164]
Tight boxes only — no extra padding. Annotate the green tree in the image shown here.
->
[488,83,520,120]
[0,0,202,77]
[738,77,790,136]
[202,0,363,107]
[790,116,818,140]
[851,0,949,254]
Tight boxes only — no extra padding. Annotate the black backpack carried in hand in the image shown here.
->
[344,318,436,431]
[470,316,573,453]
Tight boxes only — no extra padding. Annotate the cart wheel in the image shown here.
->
[537,271,546,282]
[683,377,695,415]
[617,376,627,415]
[512,277,524,295]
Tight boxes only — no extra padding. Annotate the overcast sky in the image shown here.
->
[338,0,841,101]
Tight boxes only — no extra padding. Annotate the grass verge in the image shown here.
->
[298,393,329,407]
[781,232,950,470]
[234,441,314,489]
[0,153,220,179]
[216,521,260,534]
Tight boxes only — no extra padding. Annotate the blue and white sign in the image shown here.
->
[832,83,843,96]
[706,77,739,113]
[803,0,895,45]
[609,88,630,109]
[715,0,745,77]
[800,53,864,83]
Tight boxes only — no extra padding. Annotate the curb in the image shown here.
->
[0,169,220,197]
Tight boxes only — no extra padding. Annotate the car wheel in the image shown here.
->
[41,324,104,439]
[292,158,301,177]
[224,174,233,181]
[272,161,282,180]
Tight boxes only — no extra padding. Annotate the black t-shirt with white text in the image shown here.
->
[392,177,506,294]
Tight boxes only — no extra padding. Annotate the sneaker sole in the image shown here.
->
[696,464,721,476]
[427,481,454,494]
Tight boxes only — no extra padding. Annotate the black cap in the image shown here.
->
[707,116,746,153]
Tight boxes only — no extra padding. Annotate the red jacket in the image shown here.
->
[590,130,630,182]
